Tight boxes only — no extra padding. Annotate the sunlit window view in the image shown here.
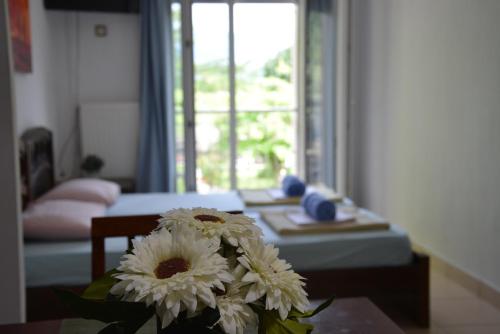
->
[234,3,297,191]
[172,2,298,193]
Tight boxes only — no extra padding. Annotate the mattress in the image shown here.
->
[25,237,128,287]
[106,191,245,216]
[24,193,412,287]
[253,211,412,271]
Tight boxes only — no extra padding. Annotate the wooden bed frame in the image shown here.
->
[20,127,55,209]
[21,127,429,327]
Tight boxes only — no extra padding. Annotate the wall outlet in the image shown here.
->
[94,24,107,37]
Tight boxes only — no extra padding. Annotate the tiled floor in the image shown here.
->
[399,270,500,334]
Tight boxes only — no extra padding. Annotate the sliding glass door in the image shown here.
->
[173,0,300,193]
[234,3,298,190]
[192,2,231,192]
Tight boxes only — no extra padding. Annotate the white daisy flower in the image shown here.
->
[158,208,262,247]
[110,225,233,328]
[215,266,257,334]
[237,239,310,320]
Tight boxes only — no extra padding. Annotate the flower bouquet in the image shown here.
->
[57,208,333,334]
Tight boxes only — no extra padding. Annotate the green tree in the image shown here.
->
[176,46,295,190]
[264,48,292,82]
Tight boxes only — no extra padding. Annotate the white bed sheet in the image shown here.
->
[24,193,412,287]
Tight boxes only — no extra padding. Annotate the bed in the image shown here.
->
[20,127,429,327]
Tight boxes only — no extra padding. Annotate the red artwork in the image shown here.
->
[8,0,32,72]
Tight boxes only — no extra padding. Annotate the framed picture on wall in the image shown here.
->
[8,0,32,73]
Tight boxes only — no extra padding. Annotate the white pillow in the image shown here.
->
[23,199,107,240]
[39,178,121,206]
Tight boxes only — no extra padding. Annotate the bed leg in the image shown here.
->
[92,236,105,280]
[416,254,430,327]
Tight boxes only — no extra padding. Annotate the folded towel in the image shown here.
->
[301,192,336,221]
[282,175,306,197]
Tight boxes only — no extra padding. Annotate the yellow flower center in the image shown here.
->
[194,214,225,224]
[155,258,190,279]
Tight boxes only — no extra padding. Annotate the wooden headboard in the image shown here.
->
[20,127,55,208]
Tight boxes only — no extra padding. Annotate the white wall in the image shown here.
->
[73,13,140,178]
[77,12,140,102]
[0,0,25,324]
[350,0,500,291]
[14,4,140,179]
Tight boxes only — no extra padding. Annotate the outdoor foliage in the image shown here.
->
[186,49,295,191]
[172,4,297,191]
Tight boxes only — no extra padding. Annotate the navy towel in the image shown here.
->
[301,192,336,221]
[282,175,306,197]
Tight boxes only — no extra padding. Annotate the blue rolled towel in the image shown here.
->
[282,175,306,197]
[301,192,336,221]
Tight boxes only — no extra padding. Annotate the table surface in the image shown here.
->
[0,297,404,334]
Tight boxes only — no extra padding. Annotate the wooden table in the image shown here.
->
[0,297,404,334]
[305,297,404,333]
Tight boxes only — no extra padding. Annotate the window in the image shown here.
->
[173,0,336,193]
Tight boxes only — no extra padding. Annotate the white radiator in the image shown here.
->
[79,102,140,178]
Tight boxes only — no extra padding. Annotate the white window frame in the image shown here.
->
[180,0,304,191]
[336,0,350,196]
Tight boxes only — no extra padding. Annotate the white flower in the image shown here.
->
[215,266,257,334]
[110,225,233,328]
[158,208,262,247]
[237,239,310,320]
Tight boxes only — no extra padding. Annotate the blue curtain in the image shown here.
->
[304,0,336,188]
[136,0,176,192]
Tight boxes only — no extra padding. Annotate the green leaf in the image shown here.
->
[82,269,119,300]
[259,310,313,334]
[250,305,314,334]
[288,296,335,319]
[250,297,335,334]
[54,289,154,328]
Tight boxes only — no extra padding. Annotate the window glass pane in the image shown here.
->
[196,113,231,192]
[234,3,297,188]
[236,111,297,189]
[234,3,297,111]
[192,3,230,192]
[193,3,229,113]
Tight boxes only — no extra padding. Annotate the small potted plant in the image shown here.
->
[81,154,105,177]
